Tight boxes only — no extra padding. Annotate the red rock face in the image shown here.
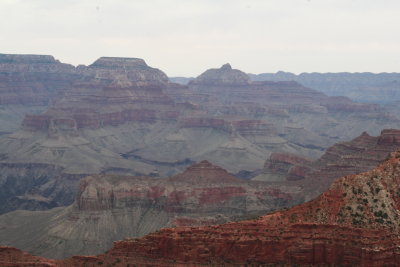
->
[75,160,301,215]
[303,129,400,196]
[4,151,400,266]
[0,246,57,266]
[261,152,313,181]
[21,58,185,132]
[260,130,400,199]
[377,129,400,146]
[85,150,400,266]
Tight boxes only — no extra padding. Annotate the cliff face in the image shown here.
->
[3,151,400,266]
[22,56,178,131]
[256,129,400,200]
[0,161,303,258]
[0,56,180,213]
[80,150,400,266]
[0,54,79,133]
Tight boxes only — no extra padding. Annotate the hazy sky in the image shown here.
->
[1,0,399,76]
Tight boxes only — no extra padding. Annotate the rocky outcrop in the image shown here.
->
[377,129,400,145]
[22,57,180,132]
[0,160,303,258]
[0,54,79,133]
[0,53,76,105]
[256,129,400,201]
[254,152,312,182]
[189,63,250,86]
[0,56,181,213]
[0,246,57,266]
[3,151,400,266]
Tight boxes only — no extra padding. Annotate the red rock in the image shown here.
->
[0,246,57,266]
[60,150,400,266]
[269,152,312,166]
[260,130,400,198]
[4,151,396,266]
[377,129,400,146]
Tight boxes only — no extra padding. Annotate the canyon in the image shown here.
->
[1,53,400,265]
[0,160,303,258]
[1,150,400,266]
[1,55,399,214]
[0,129,399,258]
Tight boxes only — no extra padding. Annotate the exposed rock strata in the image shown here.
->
[0,161,303,258]
[3,151,400,266]
[1,59,400,214]
[0,54,79,133]
[256,129,400,201]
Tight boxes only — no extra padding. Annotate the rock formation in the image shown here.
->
[1,128,400,258]
[0,54,78,133]
[3,151,400,266]
[256,129,400,200]
[0,161,303,258]
[0,56,183,212]
[1,59,400,215]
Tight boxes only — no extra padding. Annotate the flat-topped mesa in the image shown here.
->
[0,53,76,73]
[0,53,56,64]
[82,57,169,87]
[89,57,148,69]
[377,129,400,146]
[20,57,183,131]
[190,63,251,86]
[172,160,240,183]
[0,54,78,113]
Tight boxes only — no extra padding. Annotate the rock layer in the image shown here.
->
[1,59,400,214]
[2,151,400,266]
[0,54,78,133]
[256,129,400,200]
[0,161,303,258]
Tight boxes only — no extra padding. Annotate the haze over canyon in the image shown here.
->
[0,53,400,266]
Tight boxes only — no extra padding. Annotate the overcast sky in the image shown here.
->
[1,0,399,76]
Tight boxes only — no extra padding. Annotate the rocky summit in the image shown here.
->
[2,151,400,266]
[0,160,303,258]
